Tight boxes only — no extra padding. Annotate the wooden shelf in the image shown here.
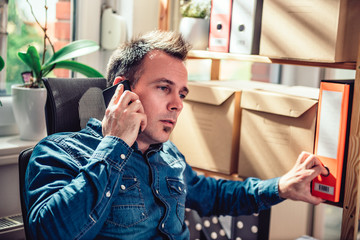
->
[188,50,357,70]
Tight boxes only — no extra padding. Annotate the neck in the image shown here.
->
[137,140,150,153]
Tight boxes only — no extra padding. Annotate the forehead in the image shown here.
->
[140,50,188,85]
[144,50,183,66]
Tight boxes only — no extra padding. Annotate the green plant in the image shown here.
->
[180,0,211,18]
[0,56,4,72]
[0,56,4,107]
[18,40,103,88]
[17,0,103,88]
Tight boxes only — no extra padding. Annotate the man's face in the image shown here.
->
[132,50,189,146]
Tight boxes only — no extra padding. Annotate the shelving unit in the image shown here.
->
[186,49,360,240]
[158,4,360,240]
[188,50,357,80]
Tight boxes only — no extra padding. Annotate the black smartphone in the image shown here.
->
[102,80,131,108]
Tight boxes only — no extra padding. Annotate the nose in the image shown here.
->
[168,93,183,112]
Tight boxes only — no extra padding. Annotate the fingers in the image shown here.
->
[297,151,310,164]
[304,194,325,205]
[127,99,144,113]
[109,83,124,107]
[317,164,330,177]
[127,99,147,132]
[108,84,139,109]
[301,154,329,179]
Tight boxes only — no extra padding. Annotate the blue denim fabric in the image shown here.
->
[25,118,283,240]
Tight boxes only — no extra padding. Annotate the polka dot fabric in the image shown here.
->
[185,208,229,240]
[185,208,271,240]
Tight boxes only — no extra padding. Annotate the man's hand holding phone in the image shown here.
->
[102,82,147,147]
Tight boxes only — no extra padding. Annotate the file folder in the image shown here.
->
[311,80,353,203]
[229,0,263,54]
[208,0,233,52]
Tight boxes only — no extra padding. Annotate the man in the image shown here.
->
[25,30,327,239]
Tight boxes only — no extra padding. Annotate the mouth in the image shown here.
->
[160,119,176,127]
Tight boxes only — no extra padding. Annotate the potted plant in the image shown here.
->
[179,0,211,50]
[11,1,104,140]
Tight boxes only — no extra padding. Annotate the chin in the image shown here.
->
[156,131,171,143]
[142,126,172,144]
[158,135,170,143]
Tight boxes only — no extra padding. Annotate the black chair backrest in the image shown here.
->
[18,147,33,240]
[19,77,107,239]
[43,77,107,135]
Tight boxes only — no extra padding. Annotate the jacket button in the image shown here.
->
[120,154,126,159]
[106,191,111,197]
[162,223,165,229]
[121,185,126,190]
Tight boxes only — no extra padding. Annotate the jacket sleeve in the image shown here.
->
[184,163,284,217]
[26,135,132,240]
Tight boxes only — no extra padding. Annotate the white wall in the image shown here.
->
[74,0,103,74]
[75,0,160,77]
[116,0,159,41]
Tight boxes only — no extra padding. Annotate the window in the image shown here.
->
[0,0,72,95]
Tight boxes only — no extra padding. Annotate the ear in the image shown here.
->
[113,76,126,85]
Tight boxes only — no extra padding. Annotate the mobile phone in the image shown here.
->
[102,80,131,108]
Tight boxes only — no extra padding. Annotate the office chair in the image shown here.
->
[18,147,33,240]
[43,77,107,135]
[18,77,107,239]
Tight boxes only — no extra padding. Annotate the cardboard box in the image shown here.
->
[171,80,289,174]
[170,82,242,174]
[238,87,319,179]
[259,0,360,62]
[269,201,313,239]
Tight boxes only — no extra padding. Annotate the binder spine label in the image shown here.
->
[314,182,334,196]
[210,38,227,47]
[314,183,334,196]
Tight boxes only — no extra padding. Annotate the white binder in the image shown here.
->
[229,0,263,54]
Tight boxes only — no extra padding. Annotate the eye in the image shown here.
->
[180,89,188,100]
[180,93,187,99]
[158,86,170,92]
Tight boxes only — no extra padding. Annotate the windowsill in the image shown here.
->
[0,135,37,166]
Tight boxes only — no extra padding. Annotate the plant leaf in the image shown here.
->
[17,46,42,80]
[43,40,99,68]
[45,60,104,77]
[0,56,4,72]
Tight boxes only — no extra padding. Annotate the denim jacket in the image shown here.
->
[25,118,283,240]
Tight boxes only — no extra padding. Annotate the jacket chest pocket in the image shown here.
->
[166,178,186,227]
[106,176,148,228]
[167,178,186,197]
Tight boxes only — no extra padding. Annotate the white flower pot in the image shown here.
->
[11,84,47,141]
[179,17,209,50]
[0,96,19,136]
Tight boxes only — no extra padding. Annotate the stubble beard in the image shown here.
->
[163,126,172,133]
